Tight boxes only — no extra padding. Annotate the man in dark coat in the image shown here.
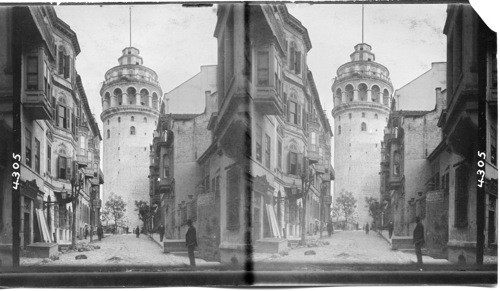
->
[388,221,394,239]
[97,225,103,241]
[326,220,333,237]
[413,216,425,268]
[185,219,197,267]
[365,223,369,234]
[84,225,89,239]
[135,226,140,238]
[158,224,165,242]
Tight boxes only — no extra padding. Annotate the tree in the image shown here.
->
[365,197,383,229]
[331,204,341,223]
[335,189,357,228]
[103,193,126,233]
[134,200,151,232]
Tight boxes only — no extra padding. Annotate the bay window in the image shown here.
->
[257,51,270,86]
[25,128,32,168]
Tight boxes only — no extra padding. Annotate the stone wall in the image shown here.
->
[196,192,220,262]
[425,189,448,258]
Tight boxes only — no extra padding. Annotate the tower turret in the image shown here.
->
[331,43,393,225]
[100,47,162,228]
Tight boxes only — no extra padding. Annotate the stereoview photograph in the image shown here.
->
[0,1,497,286]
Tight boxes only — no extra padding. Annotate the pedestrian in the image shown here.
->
[185,219,197,267]
[365,222,369,234]
[126,226,129,234]
[314,221,319,235]
[84,225,89,239]
[97,225,103,241]
[327,220,333,237]
[388,221,394,239]
[413,216,425,269]
[135,226,140,238]
[356,222,359,231]
[158,224,165,242]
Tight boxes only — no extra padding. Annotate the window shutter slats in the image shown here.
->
[64,55,70,79]
[66,158,72,181]
[58,50,64,75]
[55,104,59,126]
[297,105,301,126]
[287,152,290,175]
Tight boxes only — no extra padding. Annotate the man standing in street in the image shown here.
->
[84,225,89,240]
[388,221,394,239]
[365,222,369,234]
[326,220,333,237]
[97,225,103,241]
[158,224,165,242]
[413,216,425,269]
[135,226,140,238]
[185,219,197,267]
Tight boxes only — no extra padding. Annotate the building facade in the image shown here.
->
[0,7,104,256]
[149,66,217,245]
[331,43,393,226]
[439,4,497,263]
[202,4,333,264]
[380,86,446,255]
[100,47,162,229]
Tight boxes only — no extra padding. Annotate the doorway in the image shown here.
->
[488,210,496,246]
[23,213,30,248]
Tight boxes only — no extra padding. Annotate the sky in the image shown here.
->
[55,3,450,129]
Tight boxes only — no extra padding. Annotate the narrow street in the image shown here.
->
[20,234,220,267]
[255,230,450,266]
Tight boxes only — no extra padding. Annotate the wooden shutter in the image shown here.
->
[58,50,64,75]
[295,52,301,74]
[289,46,295,71]
[286,101,290,122]
[297,105,301,126]
[303,108,307,131]
[297,153,304,176]
[66,107,70,129]
[287,152,290,174]
[66,158,72,180]
[283,93,288,121]
[51,97,56,122]
[55,104,59,126]
[64,55,70,79]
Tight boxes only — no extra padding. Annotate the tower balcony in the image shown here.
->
[22,90,53,120]
[159,177,174,193]
[253,86,283,116]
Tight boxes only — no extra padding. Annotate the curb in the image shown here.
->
[148,234,163,249]
[377,230,392,246]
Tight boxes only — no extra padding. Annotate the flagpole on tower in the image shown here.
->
[362,4,364,43]
[129,6,132,47]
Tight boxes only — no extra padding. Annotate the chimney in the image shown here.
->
[435,87,445,112]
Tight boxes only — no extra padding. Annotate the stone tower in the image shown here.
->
[331,43,393,226]
[100,47,162,228]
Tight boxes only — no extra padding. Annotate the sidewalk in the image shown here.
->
[148,233,163,249]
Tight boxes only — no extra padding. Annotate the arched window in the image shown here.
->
[371,85,381,103]
[383,89,390,105]
[140,89,149,106]
[362,112,365,118]
[152,93,159,110]
[361,122,367,131]
[144,117,147,123]
[358,83,368,101]
[107,129,110,139]
[107,120,110,125]
[118,117,121,123]
[338,125,341,135]
[104,92,111,110]
[131,116,134,122]
[345,84,354,102]
[114,88,123,105]
[127,87,136,105]
[130,126,135,135]
[349,113,352,119]
[375,113,378,119]
[338,115,341,121]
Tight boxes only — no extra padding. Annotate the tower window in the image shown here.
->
[375,114,378,119]
[338,125,341,135]
[362,112,365,118]
[338,116,341,121]
[107,120,110,125]
[361,122,367,131]
[349,113,352,119]
[144,117,147,123]
[118,117,121,123]
[131,116,134,122]
[107,129,110,139]
[130,126,135,135]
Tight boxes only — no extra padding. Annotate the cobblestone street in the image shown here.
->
[255,230,450,266]
[20,234,220,267]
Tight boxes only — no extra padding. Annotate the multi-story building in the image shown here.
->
[149,65,217,242]
[436,4,497,263]
[380,85,446,255]
[0,7,104,255]
[100,47,162,229]
[195,4,333,264]
[331,43,393,226]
